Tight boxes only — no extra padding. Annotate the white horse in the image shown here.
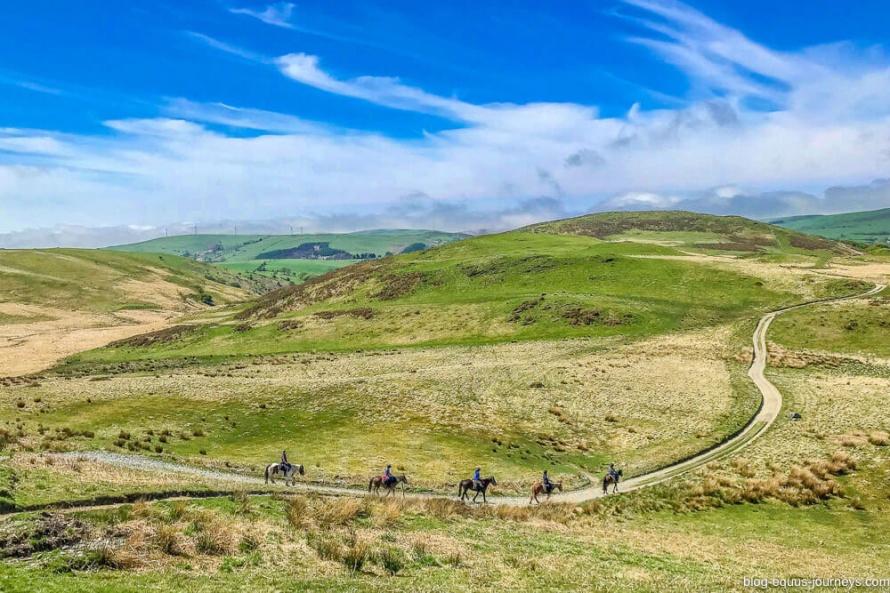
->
[264,462,305,486]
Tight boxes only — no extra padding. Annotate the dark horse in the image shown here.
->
[602,469,623,495]
[458,477,497,503]
[369,474,409,497]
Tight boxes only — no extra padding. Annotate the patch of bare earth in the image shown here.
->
[0,305,174,377]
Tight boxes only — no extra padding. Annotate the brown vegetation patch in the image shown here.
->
[696,234,777,252]
[0,514,92,558]
[235,259,386,320]
[277,319,304,331]
[107,325,198,348]
[687,451,856,509]
[313,308,375,320]
[369,272,426,300]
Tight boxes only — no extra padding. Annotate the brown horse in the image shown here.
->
[458,477,497,503]
[264,463,305,486]
[529,480,563,504]
[369,474,409,497]
[602,469,623,495]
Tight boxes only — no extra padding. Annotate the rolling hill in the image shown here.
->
[108,230,470,283]
[0,249,269,376]
[62,212,866,368]
[770,207,890,244]
[528,210,855,254]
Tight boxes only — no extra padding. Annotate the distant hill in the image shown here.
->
[108,230,470,282]
[525,210,855,255]
[770,208,890,244]
[68,211,867,367]
[0,249,265,314]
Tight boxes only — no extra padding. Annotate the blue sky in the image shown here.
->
[3,0,890,239]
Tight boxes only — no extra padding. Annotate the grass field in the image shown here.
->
[772,207,890,244]
[60,226,868,369]
[109,230,469,282]
[0,249,255,313]
[4,212,890,590]
[0,327,759,503]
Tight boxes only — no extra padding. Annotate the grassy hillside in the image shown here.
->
[771,208,890,244]
[60,213,867,368]
[3,211,889,590]
[527,210,854,255]
[0,249,262,313]
[109,230,469,282]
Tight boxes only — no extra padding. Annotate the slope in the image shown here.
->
[771,207,890,244]
[108,230,470,282]
[62,212,867,367]
[0,249,263,376]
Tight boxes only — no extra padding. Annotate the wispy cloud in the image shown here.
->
[230,2,295,29]
[185,31,266,62]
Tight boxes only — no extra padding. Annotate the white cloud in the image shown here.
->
[4,0,890,233]
[230,2,296,29]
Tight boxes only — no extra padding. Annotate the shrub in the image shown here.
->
[285,496,309,529]
[373,546,406,575]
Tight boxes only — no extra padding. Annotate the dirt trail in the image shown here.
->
[8,285,884,513]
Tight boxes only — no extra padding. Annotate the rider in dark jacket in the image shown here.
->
[542,470,553,493]
[281,451,292,473]
[608,463,619,480]
[384,464,394,485]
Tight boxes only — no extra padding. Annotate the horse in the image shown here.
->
[458,476,497,503]
[602,469,623,495]
[264,462,305,486]
[369,474,409,497]
[529,480,563,504]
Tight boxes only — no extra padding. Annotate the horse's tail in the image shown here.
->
[369,478,373,493]
[264,465,270,483]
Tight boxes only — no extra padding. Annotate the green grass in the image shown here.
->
[107,230,469,282]
[67,228,868,366]
[772,207,890,244]
[526,210,847,256]
[769,287,890,357]
[0,249,253,313]
[215,258,355,280]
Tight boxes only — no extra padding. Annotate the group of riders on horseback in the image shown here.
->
[269,450,623,502]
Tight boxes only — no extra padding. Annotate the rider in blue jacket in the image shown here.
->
[473,467,482,489]
[384,464,394,485]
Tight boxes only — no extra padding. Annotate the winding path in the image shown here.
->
[17,284,886,512]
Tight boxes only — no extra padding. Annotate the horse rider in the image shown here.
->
[473,467,482,490]
[608,462,619,482]
[280,450,292,473]
[384,464,395,486]
[542,470,554,493]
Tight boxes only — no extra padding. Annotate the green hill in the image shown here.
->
[108,230,470,282]
[62,212,865,368]
[0,248,265,314]
[527,210,854,255]
[771,208,890,244]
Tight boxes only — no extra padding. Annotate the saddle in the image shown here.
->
[383,475,396,486]
[544,482,554,494]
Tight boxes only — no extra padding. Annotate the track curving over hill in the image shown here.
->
[11,283,884,514]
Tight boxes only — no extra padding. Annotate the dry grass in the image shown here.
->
[3,326,744,488]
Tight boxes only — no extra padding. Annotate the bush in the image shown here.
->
[373,546,406,575]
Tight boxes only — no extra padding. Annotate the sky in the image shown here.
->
[2,0,890,245]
